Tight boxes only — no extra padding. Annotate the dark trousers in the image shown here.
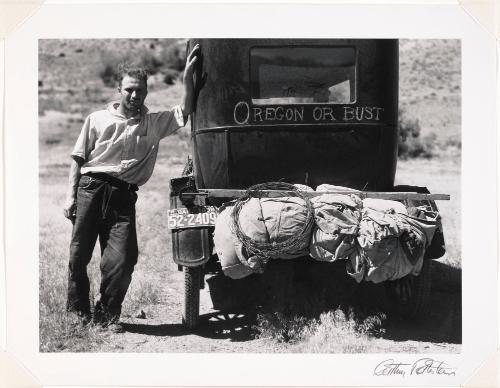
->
[67,174,139,320]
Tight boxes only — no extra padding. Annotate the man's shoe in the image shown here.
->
[67,310,91,326]
[98,314,124,333]
[92,300,124,332]
[105,321,125,334]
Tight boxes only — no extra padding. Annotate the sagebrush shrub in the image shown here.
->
[254,307,387,348]
[398,108,435,159]
[98,41,186,87]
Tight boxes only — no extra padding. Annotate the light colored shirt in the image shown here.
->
[72,102,185,186]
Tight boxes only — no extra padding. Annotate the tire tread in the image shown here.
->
[183,266,201,329]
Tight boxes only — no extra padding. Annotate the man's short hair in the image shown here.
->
[116,63,149,87]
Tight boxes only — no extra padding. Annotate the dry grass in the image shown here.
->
[395,156,461,266]
[294,310,385,353]
[254,309,387,353]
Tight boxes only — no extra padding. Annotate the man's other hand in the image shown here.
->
[63,197,77,223]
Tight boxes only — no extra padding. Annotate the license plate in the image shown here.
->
[167,206,218,229]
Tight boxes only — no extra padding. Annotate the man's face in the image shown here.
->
[118,75,148,112]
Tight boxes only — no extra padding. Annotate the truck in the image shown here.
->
[167,39,446,329]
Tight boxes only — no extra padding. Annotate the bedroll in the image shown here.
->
[309,194,438,283]
[309,194,362,262]
[213,190,440,282]
[354,207,438,283]
[213,205,256,279]
[213,196,313,279]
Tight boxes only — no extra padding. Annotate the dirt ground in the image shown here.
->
[96,259,461,353]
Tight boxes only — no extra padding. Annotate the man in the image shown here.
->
[63,44,201,331]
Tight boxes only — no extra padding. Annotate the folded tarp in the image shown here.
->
[237,196,313,260]
[308,194,438,283]
[214,196,313,279]
[213,205,258,279]
[316,184,360,193]
[309,194,362,262]
[354,207,438,283]
[362,198,408,215]
[294,183,314,192]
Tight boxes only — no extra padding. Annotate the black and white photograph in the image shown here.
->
[38,37,462,353]
[2,2,497,387]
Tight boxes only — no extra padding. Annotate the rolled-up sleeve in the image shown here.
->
[150,105,186,140]
[71,115,96,162]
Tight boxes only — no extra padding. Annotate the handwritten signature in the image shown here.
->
[374,358,456,377]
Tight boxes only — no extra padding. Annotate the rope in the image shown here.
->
[230,182,315,260]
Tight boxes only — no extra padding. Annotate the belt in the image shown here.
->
[83,172,138,192]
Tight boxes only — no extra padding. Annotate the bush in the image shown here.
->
[99,64,116,87]
[163,68,180,85]
[98,48,165,87]
[255,312,309,343]
[398,108,435,159]
[137,50,163,75]
[98,51,122,87]
[161,43,186,72]
[253,308,387,351]
[97,41,187,87]
[444,136,461,150]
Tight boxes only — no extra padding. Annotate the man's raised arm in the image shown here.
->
[180,44,201,122]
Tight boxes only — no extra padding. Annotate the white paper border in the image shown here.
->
[0,39,6,353]
[3,2,497,387]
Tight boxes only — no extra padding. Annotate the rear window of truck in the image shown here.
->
[250,46,356,105]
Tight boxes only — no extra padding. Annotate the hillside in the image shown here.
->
[399,39,460,142]
[38,38,183,115]
[39,39,461,146]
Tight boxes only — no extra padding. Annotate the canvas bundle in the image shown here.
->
[309,194,363,262]
[213,204,256,280]
[213,196,313,279]
[354,207,438,283]
[214,188,439,282]
[309,195,439,283]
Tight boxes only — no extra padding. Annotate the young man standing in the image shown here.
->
[63,44,201,331]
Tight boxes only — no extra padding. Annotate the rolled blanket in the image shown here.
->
[213,205,256,279]
[309,194,362,262]
[235,196,313,260]
[355,207,438,283]
[362,198,408,215]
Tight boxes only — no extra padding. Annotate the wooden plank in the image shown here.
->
[182,189,450,201]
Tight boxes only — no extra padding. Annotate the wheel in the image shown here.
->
[385,259,432,319]
[183,266,202,329]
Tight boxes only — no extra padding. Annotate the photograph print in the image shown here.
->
[38,38,461,353]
